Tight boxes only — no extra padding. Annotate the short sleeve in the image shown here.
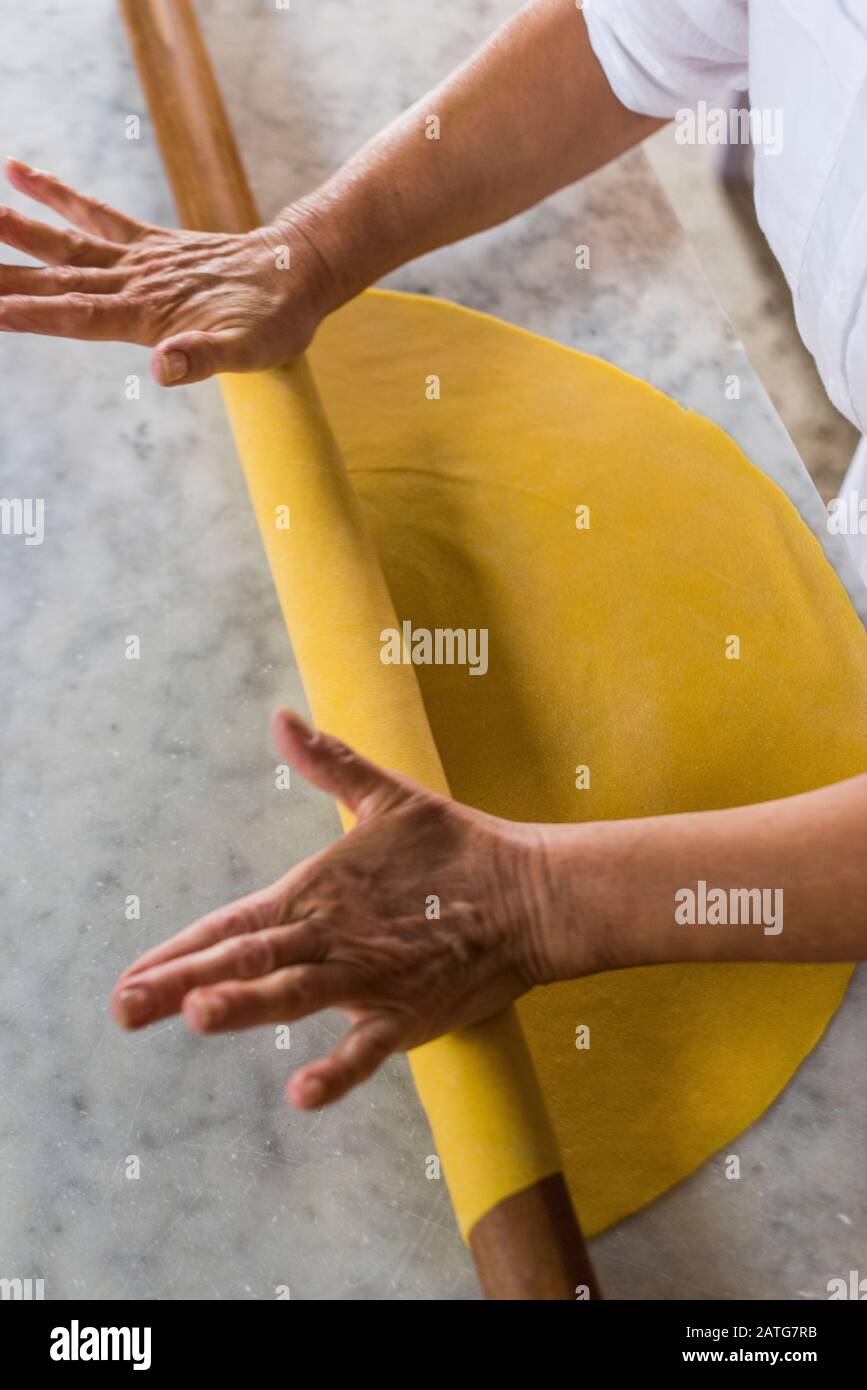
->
[583,0,751,117]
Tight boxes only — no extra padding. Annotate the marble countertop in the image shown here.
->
[1,0,864,1301]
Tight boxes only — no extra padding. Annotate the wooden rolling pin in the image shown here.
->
[117,0,599,1302]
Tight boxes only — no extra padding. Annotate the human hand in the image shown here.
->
[0,158,336,385]
[111,710,573,1109]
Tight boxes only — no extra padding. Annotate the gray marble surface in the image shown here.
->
[0,0,864,1301]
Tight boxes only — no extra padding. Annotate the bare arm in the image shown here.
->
[296,0,663,305]
[113,717,867,1108]
[0,2,661,384]
[538,772,867,979]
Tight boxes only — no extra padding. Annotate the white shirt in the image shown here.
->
[584,0,867,434]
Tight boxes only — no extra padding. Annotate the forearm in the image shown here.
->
[0,3,661,383]
[540,774,867,977]
[289,0,663,310]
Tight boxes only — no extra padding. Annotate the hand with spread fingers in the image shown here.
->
[0,158,337,385]
[111,710,578,1110]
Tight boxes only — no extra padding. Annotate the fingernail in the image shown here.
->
[302,1076,326,1107]
[162,350,187,383]
[188,991,227,1030]
[284,710,315,742]
[116,985,153,1026]
[7,158,37,178]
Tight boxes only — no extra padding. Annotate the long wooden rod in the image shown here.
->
[118,0,599,1301]
[119,0,259,232]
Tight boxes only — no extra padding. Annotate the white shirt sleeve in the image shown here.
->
[583,0,751,117]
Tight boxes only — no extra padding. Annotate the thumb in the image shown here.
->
[271,709,405,819]
[150,329,250,387]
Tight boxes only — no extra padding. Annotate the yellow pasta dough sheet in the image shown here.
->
[220,289,867,1241]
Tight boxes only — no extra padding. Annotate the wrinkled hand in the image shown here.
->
[112,711,560,1108]
[0,158,334,384]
